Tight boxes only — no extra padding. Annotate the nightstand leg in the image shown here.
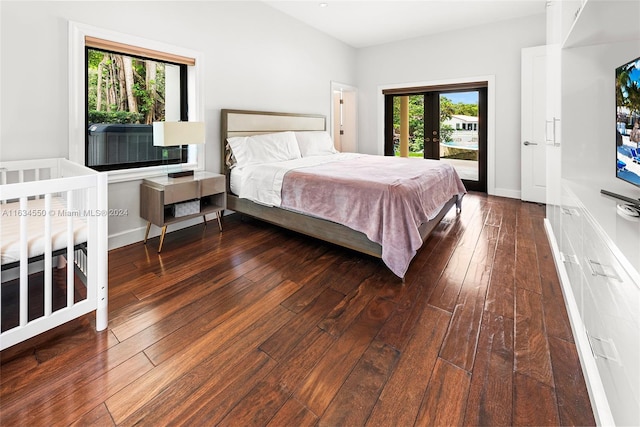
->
[216,211,223,232]
[202,215,207,227]
[143,222,151,244]
[158,225,168,253]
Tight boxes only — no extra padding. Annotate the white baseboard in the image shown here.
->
[489,187,521,199]
[108,213,220,250]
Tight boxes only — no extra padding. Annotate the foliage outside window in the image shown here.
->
[86,48,187,171]
[392,95,478,156]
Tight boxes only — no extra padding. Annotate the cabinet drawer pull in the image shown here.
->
[561,207,580,216]
[587,259,621,281]
[545,119,553,144]
[560,252,579,265]
[586,332,621,365]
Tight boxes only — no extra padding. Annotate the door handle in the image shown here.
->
[523,141,538,146]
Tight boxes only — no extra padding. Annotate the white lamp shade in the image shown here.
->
[153,121,205,147]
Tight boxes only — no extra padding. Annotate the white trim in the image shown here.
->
[377,75,496,195]
[492,187,521,200]
[68,21,205,183]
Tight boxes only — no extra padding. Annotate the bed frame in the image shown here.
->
[220,109,459,260]
[0,158,108,350]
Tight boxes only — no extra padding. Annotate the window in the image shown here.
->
[383,84,487,192]
[86,47,188,171]
[69,22,204,181]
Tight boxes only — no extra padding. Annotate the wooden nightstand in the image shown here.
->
[140,171,226,252]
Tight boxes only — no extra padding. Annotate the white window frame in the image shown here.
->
[68,21,205,183]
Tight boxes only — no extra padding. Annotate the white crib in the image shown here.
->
[0,158,108,350]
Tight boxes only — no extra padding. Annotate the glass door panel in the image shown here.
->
[392,95,427,158]
[439,91,479,181]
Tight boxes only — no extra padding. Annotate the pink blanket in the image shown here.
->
[280,155,466,277]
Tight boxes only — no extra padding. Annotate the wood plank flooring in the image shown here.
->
[0,192,595,426]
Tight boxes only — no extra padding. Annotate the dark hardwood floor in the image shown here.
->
[0,192,595,426]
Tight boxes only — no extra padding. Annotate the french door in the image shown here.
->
[384,84,487,192]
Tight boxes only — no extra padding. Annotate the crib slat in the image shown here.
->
[19,197,28,327]
[66,191,74,308]
[35,169,41,199]
[44,194,53,317]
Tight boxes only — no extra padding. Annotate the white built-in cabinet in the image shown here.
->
[544,1,640,425]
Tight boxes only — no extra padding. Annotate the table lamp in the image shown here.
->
[153,121,205,178]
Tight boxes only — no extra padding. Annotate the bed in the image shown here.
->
[1,158,108,350]
[221,109,465,279]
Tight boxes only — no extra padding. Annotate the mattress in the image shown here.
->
[232,153,363,205]
[230,167,244,195]
[1,197,87,266]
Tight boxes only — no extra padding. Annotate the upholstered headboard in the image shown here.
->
[220,109,326,179]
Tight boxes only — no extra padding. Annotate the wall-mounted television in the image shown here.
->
[615,55,640,185]
[605,55,640,213]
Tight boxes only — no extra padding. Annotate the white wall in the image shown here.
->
[0,1,356,248]
[355,14,546,197]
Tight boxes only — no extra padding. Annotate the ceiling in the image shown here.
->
[263,0,548,48]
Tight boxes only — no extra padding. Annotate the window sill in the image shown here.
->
[105,162,201,184]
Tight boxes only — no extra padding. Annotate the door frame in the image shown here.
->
[378,75,496,195]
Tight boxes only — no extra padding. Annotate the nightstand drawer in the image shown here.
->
[201,176,225,196]
[164,180,199,204]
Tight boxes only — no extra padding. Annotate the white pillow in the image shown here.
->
[227,131,301,168]
[294,131,338,157]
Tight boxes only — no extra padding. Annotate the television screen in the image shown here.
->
[616,55,640,187]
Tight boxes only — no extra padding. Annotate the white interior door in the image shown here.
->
[521,46,548,203]
[331,82,357,152]
[332,91,343,151]
[341,91,357,152]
